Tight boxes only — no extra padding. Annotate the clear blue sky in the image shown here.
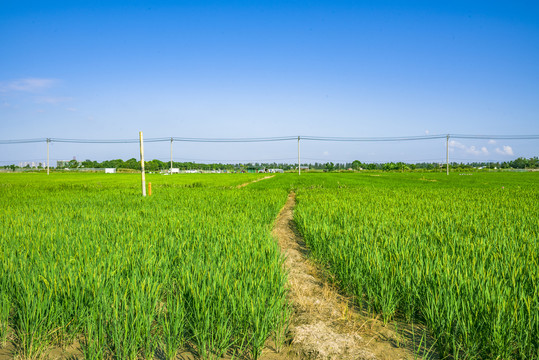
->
[1,0,538,165]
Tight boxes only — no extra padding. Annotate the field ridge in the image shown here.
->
[272,192,418,360]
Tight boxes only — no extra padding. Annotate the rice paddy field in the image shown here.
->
[0,171,538,359]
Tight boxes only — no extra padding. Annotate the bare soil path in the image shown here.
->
[267,192,422,360]
[237,175,275,188]
[0,189,430,360]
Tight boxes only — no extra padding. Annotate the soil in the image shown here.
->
[0,189,434,360]
[269,192,433,360]
[237,175,275,188]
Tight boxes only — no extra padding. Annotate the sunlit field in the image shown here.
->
[289,172,539,359]
[0,171,537,359]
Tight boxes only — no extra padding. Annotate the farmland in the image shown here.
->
[0,173,289,359]
[0,171,538,359]
[290,172,539,359]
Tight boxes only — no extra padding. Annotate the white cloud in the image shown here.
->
[425,130,430,135]
[323,151,329,156]
[488,139,496,144]
[468,146,481,155]
[35,96,71,104]
[449,140,465,150]
[66,107,77,112]
[449,140,488,156]
[495,145,514,156]
[0,78,57,93]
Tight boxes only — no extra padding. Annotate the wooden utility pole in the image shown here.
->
[170,137,173,173]
[298,136,301,175]
[140,132,146,196]
[446,134,450,175]
[46,138,50,175]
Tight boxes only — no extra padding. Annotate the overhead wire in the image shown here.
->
[1,134,538,144]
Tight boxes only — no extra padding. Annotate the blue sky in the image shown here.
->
[1,0,538,165]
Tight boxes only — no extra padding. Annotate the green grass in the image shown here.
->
[0,172,288,359]
[290,172,539,359]
[1,171,537,359]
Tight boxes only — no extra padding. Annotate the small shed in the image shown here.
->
[105,168,116,174]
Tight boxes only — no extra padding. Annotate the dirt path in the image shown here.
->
[237,175,275,188]
[268,192,420,360]
[0,190,428,360]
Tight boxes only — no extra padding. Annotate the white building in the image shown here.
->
[105,168,116,174]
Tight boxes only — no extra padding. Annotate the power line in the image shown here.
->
[170,136,297,143]
[0,138,48,144]
[301,135,447,142]
[1,134,538,144]
[451,134,539,140]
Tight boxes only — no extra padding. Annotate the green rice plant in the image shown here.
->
[12,277,58,359]
[0,172,288,359]
[0,292,10,348]
[158,287,186,360]
[81,307,107,360]
[272,300,291,353]
[291,172,539,359]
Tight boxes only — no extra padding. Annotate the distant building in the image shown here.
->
[170,168,180,174]
[105,168,116,174]
[268,169,284,173]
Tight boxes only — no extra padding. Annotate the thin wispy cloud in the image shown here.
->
[495,145,514,156]
[449,140,489,155]
[488,139,496,144]
[0,78,58,93]
[35,96,71,104]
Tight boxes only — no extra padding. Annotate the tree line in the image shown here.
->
[2,156,537,171]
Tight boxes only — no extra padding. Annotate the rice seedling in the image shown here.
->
[0,292,10,348]
[292,172,539,359]
[0,173,289,359]
[2,171,536,359]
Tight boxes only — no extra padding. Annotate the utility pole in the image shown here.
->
[170,137,173,173]
[140,132,146,196]
[446,134,450,175]
[46,138,50,175]
[298,136,301,175]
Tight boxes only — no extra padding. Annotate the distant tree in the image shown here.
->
[82,159,99,168]
[396,162,408,171]
[325,162,335,172]
[351,160,362,170]
[124,158,139,169]
[510,157,528,169]
[67,159,79,169]
[382,162,397,171]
